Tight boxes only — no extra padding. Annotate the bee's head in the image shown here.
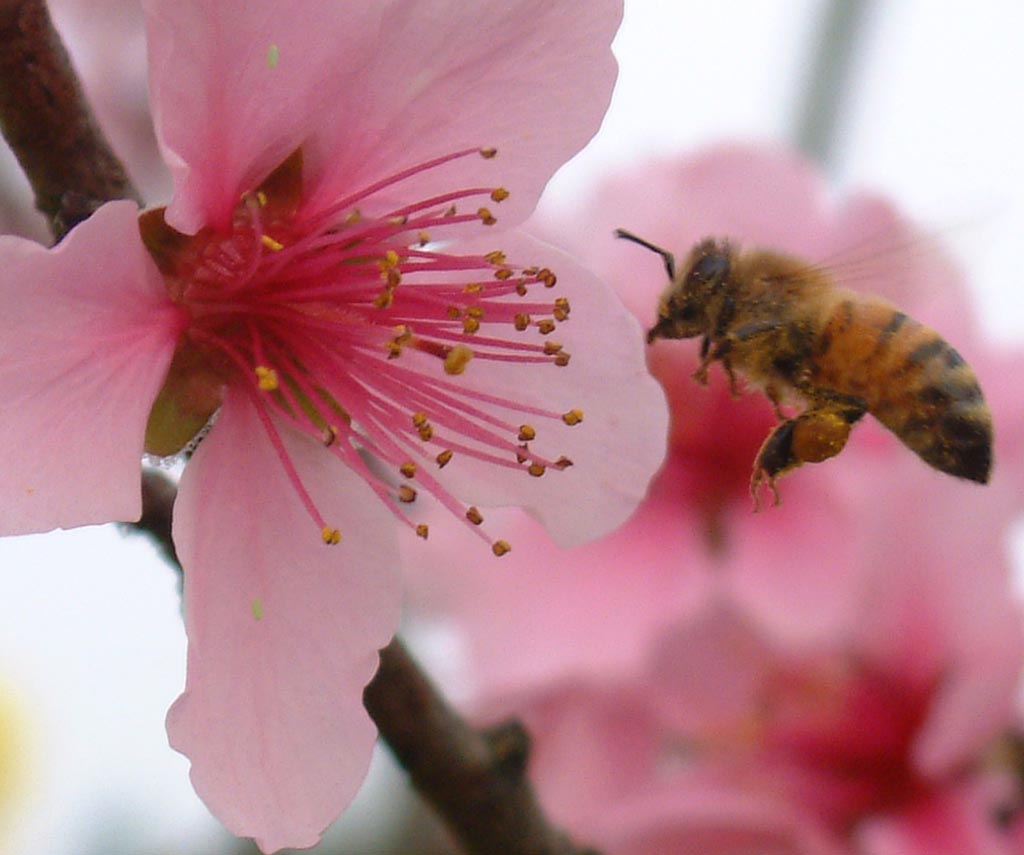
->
[614,230,733,341]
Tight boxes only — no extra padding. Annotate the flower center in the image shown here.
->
[140,147,579,553]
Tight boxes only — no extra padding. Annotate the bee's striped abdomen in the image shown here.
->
[811,295,992,483]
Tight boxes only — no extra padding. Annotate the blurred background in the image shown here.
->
[0,0,1022,852]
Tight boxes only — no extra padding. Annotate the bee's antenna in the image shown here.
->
[614,228,676,281]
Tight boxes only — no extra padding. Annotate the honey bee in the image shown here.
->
[616,229,993,504]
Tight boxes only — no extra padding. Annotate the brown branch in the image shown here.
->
[4,8,600,852]
[0,0,141,240]
[365,639,600,855]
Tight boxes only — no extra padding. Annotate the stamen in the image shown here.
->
[492,540,511,556]
[255,365,279,391]
[444,344,474,375]
[562,409,584,426]
[159,140,579,557]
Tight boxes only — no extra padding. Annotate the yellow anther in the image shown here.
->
[518,424,537,442]
[492,540,511,557]
[256,190,269,207]
[393,325,413,343]
[412,411,428,427]
[444,344,474,375]
[462,316,481,335]
[261,234,284,252]
[386,340,403,359]
[418,423,434,441]
[321,526,342,545]
[479,146,498,159]
[555,352,571,367]
[446,306,462,319]
[543,341,563,355]
[436,449,453,468]
[494,268,513,281]
[416,524,429,539]
[515,281,528,296]
[266,44,279,69]
[537,319,556,335]
[528,462,546,477]
[562,408,584,426]
[463,282,483,294]
[398,484,417,503]
[554,456,574,469]
[389,215,409,226]
[466,306,485,319]
[477,208,497,226]
[373,288,395,309]
[466,506,484,525]
[490,187,509,203]
[522,266,539,276]
[484,250,506,265]
[444,204,458,217]
[251,598,264,621]
[400,461,418,478]
[322,425,339,446]
[514,313,531,331]
[539,268,557,287]
[344,209,362,225]
[255,365,279,391]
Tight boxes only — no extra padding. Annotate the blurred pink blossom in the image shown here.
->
[422,145,1024,852]
[0,0,671,850]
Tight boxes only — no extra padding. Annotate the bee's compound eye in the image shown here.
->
[692,252,730,282]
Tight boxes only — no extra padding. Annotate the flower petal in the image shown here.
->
[142,0,385,232]
[166,389,401,853]
[148,0,622,232]
[0,201,183,534]
[301,0,624,229]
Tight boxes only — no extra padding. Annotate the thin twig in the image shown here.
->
[0,0,141,240]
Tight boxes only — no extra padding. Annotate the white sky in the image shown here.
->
[0,2,1021,852]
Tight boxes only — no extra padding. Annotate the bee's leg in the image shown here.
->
[692,336,713,385]
[692,339,741,394]
[749,402,866,509]
[765,385,787,420]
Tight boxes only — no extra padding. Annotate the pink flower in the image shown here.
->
[411,144,1024,697]
[417,144,1024,851]
[0,0,670,850]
